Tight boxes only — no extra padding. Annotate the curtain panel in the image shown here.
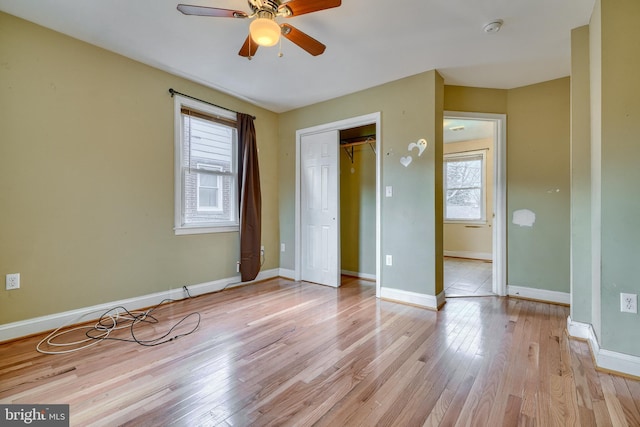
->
[237,113,262,282]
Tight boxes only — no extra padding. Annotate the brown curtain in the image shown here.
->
[237,113,262,282]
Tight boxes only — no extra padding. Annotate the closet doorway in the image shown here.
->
[295,113,381,296]
[339,125,377,282]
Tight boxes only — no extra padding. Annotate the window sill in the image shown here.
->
[175,225,239,235]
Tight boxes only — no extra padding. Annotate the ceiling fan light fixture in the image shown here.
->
[250,17,281,47]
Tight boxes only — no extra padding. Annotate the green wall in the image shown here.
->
[570,0,640,359]
[0,12,280,324]
[506,78,571,293]
[598,0,640,355]
[279,71,444,296]
[570,25,592,324]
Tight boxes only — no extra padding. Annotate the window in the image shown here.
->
[174,95,238,234]
[444,150,486,222]
[196,164,223,212]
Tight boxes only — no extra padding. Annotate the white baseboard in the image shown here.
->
[278,268,295,280]
[380,287,445,310]
[444,250,492,261]
[341,270,376,281]
[0,268,280,344]
[568,316,640,378]
[507,285,570,305]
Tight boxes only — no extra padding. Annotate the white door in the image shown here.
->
[300,130,340,287]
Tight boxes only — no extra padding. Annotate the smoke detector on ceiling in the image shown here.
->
[483,19,503,34]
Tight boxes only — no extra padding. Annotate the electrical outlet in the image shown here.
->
[6,273,20,290]
[620,293,637,313]
[281,243,285,252]
[236,261,240,273]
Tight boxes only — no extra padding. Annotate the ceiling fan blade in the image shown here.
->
[238,35,259,58]
[281,24,326,56]
[177,4,248,18]
[280,0,341,17]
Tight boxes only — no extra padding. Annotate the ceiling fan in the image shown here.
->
[177,0,341,58]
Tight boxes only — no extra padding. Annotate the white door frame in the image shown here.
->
[295,112,382,296]
[444,111,507,296]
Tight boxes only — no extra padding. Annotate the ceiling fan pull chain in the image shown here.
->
[278,36,283,57]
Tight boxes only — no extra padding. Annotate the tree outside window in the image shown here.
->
[444,151,486,222]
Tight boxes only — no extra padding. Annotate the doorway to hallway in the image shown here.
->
[443,112,507,297]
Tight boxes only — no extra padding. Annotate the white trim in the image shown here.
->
[0,269,279,344]
[444,251,492,261]
[295,112,382,298]
[444,112,507,297]
[567,316,594,340]
[380,287,445,310]
[341,270,376,281]
[279,268,295,280]
[174,225,239,235]
[508,285,570,305]
[568,317,640,378]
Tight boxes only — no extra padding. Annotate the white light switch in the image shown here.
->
[386,255,393,266]
[385,186,393,197]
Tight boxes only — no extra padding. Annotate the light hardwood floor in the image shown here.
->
[1,277,639,426]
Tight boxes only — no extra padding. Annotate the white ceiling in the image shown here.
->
[0,0,594,113]
[444,119,494,144]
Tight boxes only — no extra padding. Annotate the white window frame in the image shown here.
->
[444,150,487,224]
[174,95,238,235]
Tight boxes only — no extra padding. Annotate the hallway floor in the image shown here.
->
[444,256,494,297]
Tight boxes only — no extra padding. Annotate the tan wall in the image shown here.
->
[444,86,508,115]
[0,13,280,324]
[443,138,494,259]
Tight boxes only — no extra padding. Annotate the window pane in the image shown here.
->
[187,116,233,173]
[186,171,232,220]
[200,173,218,188]
[444,153,484,221]
[199,187,218,208]
[446,188,481,220]
[446,159,481,189]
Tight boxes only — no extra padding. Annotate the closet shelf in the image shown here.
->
[340,137,376,163]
